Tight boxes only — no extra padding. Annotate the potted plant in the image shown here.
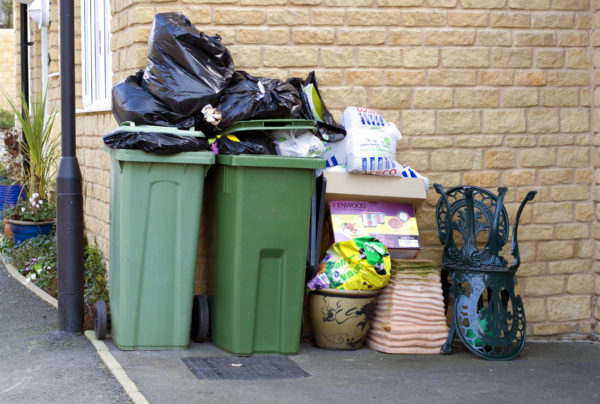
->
[3,89,59,244]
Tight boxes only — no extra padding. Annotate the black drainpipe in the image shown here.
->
[19,4,29,106]
[19,3,30,175]
[56,0,84,333]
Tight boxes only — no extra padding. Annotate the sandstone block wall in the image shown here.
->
[0,29,15,112]
[15,0,600,339]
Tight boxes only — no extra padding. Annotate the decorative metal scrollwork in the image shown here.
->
[435,184,536,361]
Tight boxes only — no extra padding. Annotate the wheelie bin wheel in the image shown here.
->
[191,294,209,342]
[95,300,107,340]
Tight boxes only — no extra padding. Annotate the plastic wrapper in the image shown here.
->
[112,70,195,129]
[142,13,234,116]
[307,236,391,291]
[287,71,346,142]
[216,132,277,155]
[213,71,302,130]
[270,130,324,157]
[321,137,348,168]
[103,130,207,155]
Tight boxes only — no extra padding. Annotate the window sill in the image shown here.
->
[76,103,112,114]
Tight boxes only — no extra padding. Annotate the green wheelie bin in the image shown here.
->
[206,120,325,355]
[96,123,214,350]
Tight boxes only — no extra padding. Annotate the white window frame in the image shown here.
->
[80,0,112,111]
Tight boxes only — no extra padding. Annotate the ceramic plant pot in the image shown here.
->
[8,219,54,245]
[0,183,25,218]
[309,288,380,350]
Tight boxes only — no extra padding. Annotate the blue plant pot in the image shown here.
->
[0,183,25,219]
[8,220,54,245]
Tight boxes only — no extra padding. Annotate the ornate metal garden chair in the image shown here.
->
[434,184,536,360]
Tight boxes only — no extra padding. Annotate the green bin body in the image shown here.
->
[106,148,214,350]
[208,154,325,355]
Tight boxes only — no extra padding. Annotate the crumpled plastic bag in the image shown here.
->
[270,130,324,157]
[112,70,195,129]
[288,71,346,142]
[142,13,234,116]
[103,130,207,155]
[216,132,277,155]
[307,236,391,291]
[211,71,302,130]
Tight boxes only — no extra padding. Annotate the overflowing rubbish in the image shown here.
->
[215,132,277,155]
[142,13,234,117]
[307,236,391,291]
[288,72,346,142]
[270,130,324,158]
[112,71,196,129]
[209,71,302,130]
[103,122,207,154]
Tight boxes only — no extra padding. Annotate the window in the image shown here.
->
[81,0,111,110]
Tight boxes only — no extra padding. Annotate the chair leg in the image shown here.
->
[441,314,456,354]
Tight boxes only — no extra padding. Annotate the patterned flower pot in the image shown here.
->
[309,288,380,350]
[8,219,54,245]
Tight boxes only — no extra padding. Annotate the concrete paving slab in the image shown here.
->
[106,336,600,404]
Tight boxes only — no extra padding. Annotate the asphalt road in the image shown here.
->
[0,262,130,403]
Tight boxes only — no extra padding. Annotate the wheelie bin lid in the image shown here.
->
[217,119,324,169]
[221,119,318,135]
[216,155,325,169]
[104,122,215,165]
[111,121,206,137]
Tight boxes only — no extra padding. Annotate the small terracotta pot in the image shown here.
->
[4,219,11,238]
[309,288,380,350]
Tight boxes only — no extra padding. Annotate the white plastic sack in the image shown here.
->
[271,130,324,157]
[341,106,429,190]
[340,106,397,131]
[341,106,402,176]
[321,137,348,168]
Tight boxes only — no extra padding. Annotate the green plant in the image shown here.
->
[0,109,14,129]
[3,193,55,222]
[1,233,110,310]
[84,241,109,305]
[4,88,60,202]
[2,234,57,295]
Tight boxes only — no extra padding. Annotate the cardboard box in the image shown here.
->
[329,200,421,259]
[322,171,427,204]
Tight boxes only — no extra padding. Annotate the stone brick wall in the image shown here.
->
[15,0,600,339]
[0,29,15,112]
[593,2,600,341]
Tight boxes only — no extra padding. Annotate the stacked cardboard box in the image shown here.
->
[367,259,448,354]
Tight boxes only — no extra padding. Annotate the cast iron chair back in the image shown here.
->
[434,184,536,360]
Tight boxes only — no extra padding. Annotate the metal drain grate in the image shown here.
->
[182,356,310,380]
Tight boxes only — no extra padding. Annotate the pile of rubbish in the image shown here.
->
[104,12,424,183]
[104,13,429,295]
[105,12,344,155]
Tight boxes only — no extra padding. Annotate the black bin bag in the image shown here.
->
[214,71,302,130]
[217,131,277,156]
[103,123,208,155]
[112,70,195,129]
[142,12,235,116]
[287,71,346,142]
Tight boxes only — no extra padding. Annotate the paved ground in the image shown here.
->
[0,263,131,403]
[3,260,600,404]
[107,337,600,404]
